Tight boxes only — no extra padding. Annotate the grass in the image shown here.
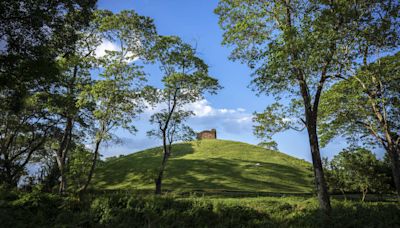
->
[2,188,399,227]
[4,140,398,227]
[180,195,400,227]
[93,139,313,193]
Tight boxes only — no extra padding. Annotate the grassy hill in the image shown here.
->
[93,139,313,193]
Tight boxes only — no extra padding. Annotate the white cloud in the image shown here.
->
[142,99,254,135]
[95,39,139,62]
[100,99,256,157]
[185,99,253,134]
[184,99,240,117]
[185,99,214,117]
[95,39,119,58]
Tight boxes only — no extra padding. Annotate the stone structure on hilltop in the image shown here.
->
[197,129,217,140]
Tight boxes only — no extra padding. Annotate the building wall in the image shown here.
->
[197,129,217,140]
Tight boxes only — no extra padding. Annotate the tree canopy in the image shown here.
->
[215,0,400,213]
[147,36,221,194]
[319,52,400,198]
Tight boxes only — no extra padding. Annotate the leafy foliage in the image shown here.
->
[319,52,400,198]
[1,189,400,227]
[319,52,400,148]
[146,36,221,194]
[0,0,97,188]
[325,148,391,201]
[215,0,400,212]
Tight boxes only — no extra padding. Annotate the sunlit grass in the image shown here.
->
[93,139,313,193]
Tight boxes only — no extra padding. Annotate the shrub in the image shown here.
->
[1,190,399,227]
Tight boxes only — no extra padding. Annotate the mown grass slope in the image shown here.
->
[93,139,313,193]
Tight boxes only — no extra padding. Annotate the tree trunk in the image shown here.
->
[307,120,332,215]
[59,169,67,194]
[283,0,331,214]
[389,147,400,201]
[155,136,169,195]
[56,117,73,194]
[155,169,164,195]
[3,157,14,187]
[4,167,17,188]
[361,188,368,202]
[80,139,101,193]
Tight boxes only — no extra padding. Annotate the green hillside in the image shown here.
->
[93,139,313,193]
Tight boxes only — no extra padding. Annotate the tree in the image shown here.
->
[322,157,348,200]
[319,52,400,199]
[77,10,157,192]
[67,144,94,192]
[215,0,399,214]
[0,94,56,187]
[0,0,97,103]
[147,36,221,194]
[0,0,97,188]
[48,32,97,194]
[257,141,278,151]
[327,148,390,202]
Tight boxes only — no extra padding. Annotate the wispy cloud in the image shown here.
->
[101,99,255,158]
[142,99,253,135]
[184,99,248,118]
[184,99,253,134]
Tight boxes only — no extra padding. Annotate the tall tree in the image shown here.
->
[319,52,400,199]
[78,10,157,192]
[147,36,221,194]
[215,0,396,213]
[0,0,97,188]
[49,31,98,194]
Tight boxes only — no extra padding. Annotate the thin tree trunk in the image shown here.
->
[307,121,332,214]
[80,138,102,193]
[361,188,368,202]
[56,117,73,194]
[57,65,78,194]
[155,167,164,195]
[155,132,170,195]
[154,88,178,195]
[155,154,168,194]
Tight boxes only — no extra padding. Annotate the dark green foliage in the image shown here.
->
[67,145,94,191]
[324,148,392,200]
[0,0,97,188]
[1,189,399,227]
[215,0,400,213]
[319,52,400,198]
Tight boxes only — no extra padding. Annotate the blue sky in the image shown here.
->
[96,0,350,161]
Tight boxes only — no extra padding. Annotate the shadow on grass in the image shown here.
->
[163,157,311,193]
[93,143,196,188]
[93,142,313,193]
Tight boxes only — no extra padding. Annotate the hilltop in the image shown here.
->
[93,139,313,193]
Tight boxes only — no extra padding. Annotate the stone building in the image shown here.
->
[197,129,217,140]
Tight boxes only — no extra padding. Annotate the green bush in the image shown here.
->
[0,190,399,227]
